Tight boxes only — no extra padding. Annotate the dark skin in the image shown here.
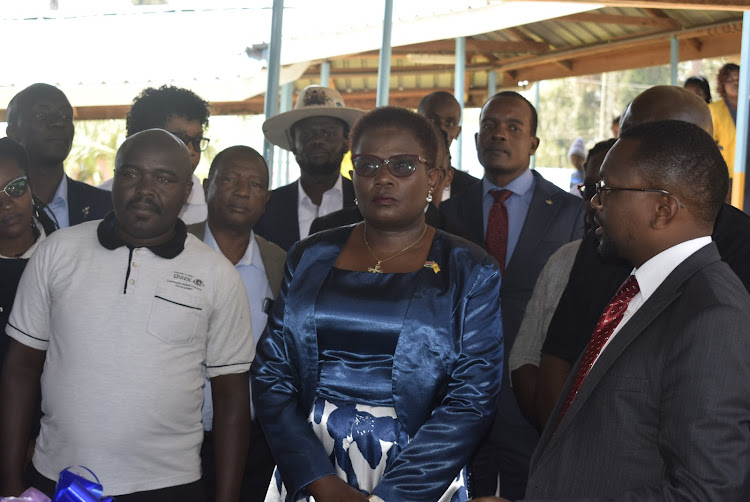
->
[203,149,270,265]
[533,85,715,430]
[292,116,349,206]
[5,84,75,206]
[0,160,35,257]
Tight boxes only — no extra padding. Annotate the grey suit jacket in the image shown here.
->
[186,222,286,298]
[526,242,750,501]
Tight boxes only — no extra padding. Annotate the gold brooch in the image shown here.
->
[424,261,440,273]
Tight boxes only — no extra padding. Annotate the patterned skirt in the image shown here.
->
[265,397,468,502]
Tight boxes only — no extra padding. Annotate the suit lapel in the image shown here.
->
[507,172,563,271]
[342,177,357,207]
[66,177,87,226]
[532,243,721,472]
[456,182,485,246]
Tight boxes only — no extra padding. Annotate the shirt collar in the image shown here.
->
[97,211,187,258]
[633,236,712,302]
[203,223,258,267]
[482,168,534,198]
[53,174,69,206]
[298,174,343,206]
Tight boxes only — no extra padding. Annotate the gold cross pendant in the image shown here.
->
[367,261,384,273]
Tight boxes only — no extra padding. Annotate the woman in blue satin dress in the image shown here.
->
[251,107,504,502]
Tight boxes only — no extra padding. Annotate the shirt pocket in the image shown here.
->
[147,286,204,344]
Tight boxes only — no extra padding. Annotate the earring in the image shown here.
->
[426,188,434,204]
[354,198,358,205]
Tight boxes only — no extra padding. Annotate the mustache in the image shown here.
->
[126,196,161,214]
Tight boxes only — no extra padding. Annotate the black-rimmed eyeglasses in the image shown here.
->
[594,180,686,208]
[170,131,210,152]
[351,154,430,178]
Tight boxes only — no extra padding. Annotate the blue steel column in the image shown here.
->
[263,0,284,173]
[277,82,294,188]
[531,81,540,170]
[454,36,466,171]
[321,61,331,87]
[488,70,497,97]
[670,36,678,86]
[376,0,394,107]
[732,11,750,209]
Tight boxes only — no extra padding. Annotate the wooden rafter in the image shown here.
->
[556,12,682,28]
[509,0,750,11]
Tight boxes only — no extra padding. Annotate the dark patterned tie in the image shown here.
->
[485,189,512,274]
[557,275,640,424]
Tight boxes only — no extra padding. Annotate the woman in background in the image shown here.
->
[708,63,740,177]
[684,76,712,104]
[251,107,503,502]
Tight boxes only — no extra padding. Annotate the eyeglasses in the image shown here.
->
[577,182,596,199]
[170,131,210,152]
[595,180,686,208]
[0,176,29,198]
[351,154,430,178]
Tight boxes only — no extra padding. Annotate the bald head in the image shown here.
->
[620,85,713,136]
[417,91,462,145]
[116,128,192,182]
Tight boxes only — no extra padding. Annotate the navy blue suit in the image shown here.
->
[66,176,113,226]
[439,170,584,499]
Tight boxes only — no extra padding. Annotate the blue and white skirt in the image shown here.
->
[265,397,468,502]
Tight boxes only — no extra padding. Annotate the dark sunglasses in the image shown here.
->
[351,154,430,178]
[1,176,29,198]
[170,131,210,152]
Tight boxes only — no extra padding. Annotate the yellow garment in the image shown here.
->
[709,100,736,177]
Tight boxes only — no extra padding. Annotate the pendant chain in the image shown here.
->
[363,223,427,274]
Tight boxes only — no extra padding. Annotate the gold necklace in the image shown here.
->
[363,223,427,273]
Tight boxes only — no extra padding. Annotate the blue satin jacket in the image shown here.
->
[250,226,504,501]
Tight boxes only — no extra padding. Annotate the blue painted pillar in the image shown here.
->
[732,11,750,209]
[531,81,540,170]
[263,0,284,173]
[488,70,497,97]
[376,0,394,107]
[454,36,466,171]
[277,82,294,188]
[670,35,679,86]
[320,61,331,87]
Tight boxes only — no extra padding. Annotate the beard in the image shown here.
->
[297,148,346,177]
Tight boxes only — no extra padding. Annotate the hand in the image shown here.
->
[307,475,369,502]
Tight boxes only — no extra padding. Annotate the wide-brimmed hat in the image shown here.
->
[262,85,365,151]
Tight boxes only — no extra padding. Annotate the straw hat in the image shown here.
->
[262,85,365,151]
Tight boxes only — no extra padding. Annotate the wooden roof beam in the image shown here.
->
[556,12,681,29]
[512,0,749,12]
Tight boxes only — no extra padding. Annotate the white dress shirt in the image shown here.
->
[297,174,344,240]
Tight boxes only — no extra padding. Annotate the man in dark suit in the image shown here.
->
[535,86,750,429]
[417,91,479,198]
[187,146,285,502]
[6,83,112,228]
[518,120,750,501]
[439,91,583,499]
[254,86,364,251]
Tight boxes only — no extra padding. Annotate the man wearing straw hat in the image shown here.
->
[254,86,365,251]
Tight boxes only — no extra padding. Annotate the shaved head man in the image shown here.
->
[620,85,713,135]
[1,129,254,502]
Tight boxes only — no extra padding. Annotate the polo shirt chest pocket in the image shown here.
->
[147,286,206,344]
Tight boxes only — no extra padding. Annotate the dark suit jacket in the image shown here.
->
[185,222,286,298]
[67,176,113,226]
[543,202,750,366]
[450,167,479,197]
[526,243,750,501]
[439,170,584,498]
[253,177,356,251]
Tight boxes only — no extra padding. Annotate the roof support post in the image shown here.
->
[669,35,678,86]
[277,82,294,188]
[488,70,497,98]
[732,11,749,210]
[263,0,284,174]
[321,61,331,87]
[455,36,466,171]
[531,80,540,170]
[376,0,394,107]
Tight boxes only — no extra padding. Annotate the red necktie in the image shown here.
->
[485,189,512,274]
[557,275,640,424]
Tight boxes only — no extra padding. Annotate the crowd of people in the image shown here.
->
[1,71,749,502]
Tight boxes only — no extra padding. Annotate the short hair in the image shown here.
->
[6,83,68,128]
[126,85,210,137]
[417,91,460,115]
[684,76,712,103]
[584,138,617,173]
[488,91,538,136]
[717,63,740,101]
[207,145,267,185]
[619,120,727,222]
[349,106,439,168]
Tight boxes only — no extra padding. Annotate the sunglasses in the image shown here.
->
[351,154,430,178]
[170,131,210,152]
[1,176,29,198]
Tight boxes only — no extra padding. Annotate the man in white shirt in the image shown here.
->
[254,86,364,251]
[0,130,252,502]
[186,146,286,502]
[510,119,750,501]
[99,85,210,224]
